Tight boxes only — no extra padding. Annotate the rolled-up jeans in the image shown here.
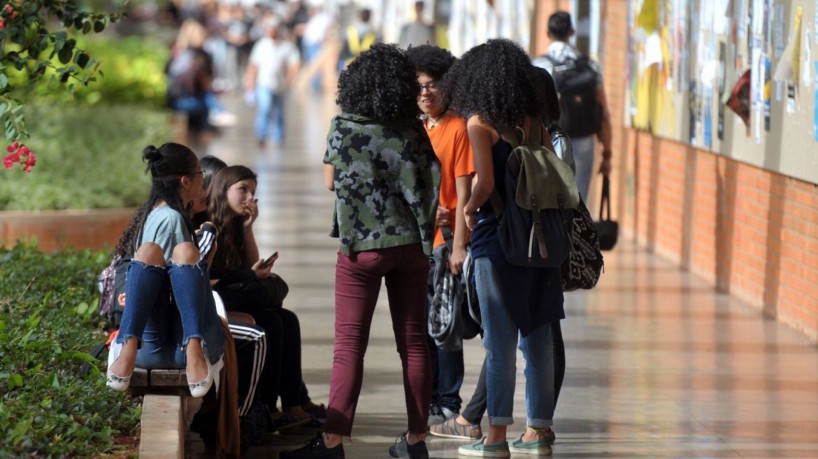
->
[474,256,554,428]
[116,259,225,368]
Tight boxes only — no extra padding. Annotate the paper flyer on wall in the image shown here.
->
[814,61,818,141]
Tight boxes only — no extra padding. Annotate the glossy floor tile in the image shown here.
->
[187,90,818,458]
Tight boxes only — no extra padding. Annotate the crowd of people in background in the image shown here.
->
[106,3,612,458]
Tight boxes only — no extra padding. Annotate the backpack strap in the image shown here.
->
[440,225,454,252]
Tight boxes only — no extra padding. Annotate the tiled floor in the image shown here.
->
[187,90,818,458]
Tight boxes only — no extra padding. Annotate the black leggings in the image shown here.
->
[217,279,306,409]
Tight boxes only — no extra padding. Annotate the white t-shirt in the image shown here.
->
[249,37,300,93]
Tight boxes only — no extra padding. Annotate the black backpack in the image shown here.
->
[546,55,603,138]
[490,125,579,268]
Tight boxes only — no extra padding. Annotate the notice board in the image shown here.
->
[627,0,818,184]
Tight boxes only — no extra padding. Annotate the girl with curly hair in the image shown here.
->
[445,39,564,457]
[107,143,225,399]
[281,43,441,459]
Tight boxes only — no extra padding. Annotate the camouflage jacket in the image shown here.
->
[324,113,441,256]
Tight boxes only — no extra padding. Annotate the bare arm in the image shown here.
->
[596,86,613,175]
[463,116,498,230]
[244,63,258,92]
[449,174,472,275]
[323,163,335,191]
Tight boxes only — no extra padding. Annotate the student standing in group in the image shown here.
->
[431,66,572,448]
[445,39,564,457]
[405,44,475,427]
[106,143,225,399]
[281,43,440,459]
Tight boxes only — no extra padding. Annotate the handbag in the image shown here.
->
[595,175,619,251]
[561,198,604,291]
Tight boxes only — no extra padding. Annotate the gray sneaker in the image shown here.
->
[427,405,457,426]
[429,417,482,440]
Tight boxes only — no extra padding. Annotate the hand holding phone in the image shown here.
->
[261,251,279,268]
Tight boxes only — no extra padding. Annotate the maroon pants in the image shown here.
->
[324,243,432,436]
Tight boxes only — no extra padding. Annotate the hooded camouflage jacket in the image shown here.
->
[324,113,441,256]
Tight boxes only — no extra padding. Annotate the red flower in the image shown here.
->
[7,141,18,153]
[3,156,13,169]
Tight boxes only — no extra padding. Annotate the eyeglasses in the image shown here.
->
[419,81,439,92]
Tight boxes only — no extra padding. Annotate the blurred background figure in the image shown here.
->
[301,4,334,92]
[399,1,436,49]
[337,7,379,71]
[244,17,301,148]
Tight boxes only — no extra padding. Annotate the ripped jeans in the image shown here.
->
[116,259,225,368]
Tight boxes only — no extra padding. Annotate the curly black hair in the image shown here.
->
[336,43,420,121]
[444,38,540,129]
[405,44,455,81]
[528,65,561,124]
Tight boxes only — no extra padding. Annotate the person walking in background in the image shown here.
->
[281,43,440,459]
[405,44,474,428]
[399,1,436,49]
[532,11,612,202]
[244,17,301,148]
[337,7,379,70]
[446,39,564,457]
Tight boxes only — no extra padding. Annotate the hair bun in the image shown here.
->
[142,145,161,162]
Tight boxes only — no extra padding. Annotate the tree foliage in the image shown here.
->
[1,0,128,172]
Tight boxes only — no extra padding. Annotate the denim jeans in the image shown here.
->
[570,135,595,202]
[474,256,554,428]
[254,87,285,144]
[117,259,225,369]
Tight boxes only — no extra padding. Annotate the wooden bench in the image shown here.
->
[129,368,192,459]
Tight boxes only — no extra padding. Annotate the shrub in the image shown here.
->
[9,33,171,108]
[0,103,173,210]
[0,244,140,457]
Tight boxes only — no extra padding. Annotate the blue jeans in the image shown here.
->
[427,255,464,412]
[117,259,225,369]
[474,256,554,428]
[255,87,285,144]
[571,135,595,202]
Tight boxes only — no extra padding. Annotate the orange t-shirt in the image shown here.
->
[425,114,475,248]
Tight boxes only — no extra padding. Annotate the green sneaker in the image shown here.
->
[457,438,510,458]
[508,434,553,456]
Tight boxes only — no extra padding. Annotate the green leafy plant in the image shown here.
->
[0,243,140,457]
[0,0,129,171]
[0,102,172,211]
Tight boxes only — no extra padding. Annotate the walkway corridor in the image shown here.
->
[188,90,818,458]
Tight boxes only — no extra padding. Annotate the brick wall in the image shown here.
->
[593,4,818,340]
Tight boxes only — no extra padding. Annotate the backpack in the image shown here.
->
[546,55,603,138]
[561,197,604,291]
[490,125,579,268]
[427,227,481,352]
[98,255,129,328]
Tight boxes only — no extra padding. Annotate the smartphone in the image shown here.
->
[261,251,279,267]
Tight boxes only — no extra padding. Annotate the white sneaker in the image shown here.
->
[209,112,237,127]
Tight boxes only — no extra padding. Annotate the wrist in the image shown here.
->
[602,149,612,160]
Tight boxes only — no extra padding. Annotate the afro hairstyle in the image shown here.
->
[443,38,540,129]
[405,44,456,81]
[336,43,420,121]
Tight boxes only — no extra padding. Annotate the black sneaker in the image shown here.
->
[388,433,429,459]
[280,433,345,459]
